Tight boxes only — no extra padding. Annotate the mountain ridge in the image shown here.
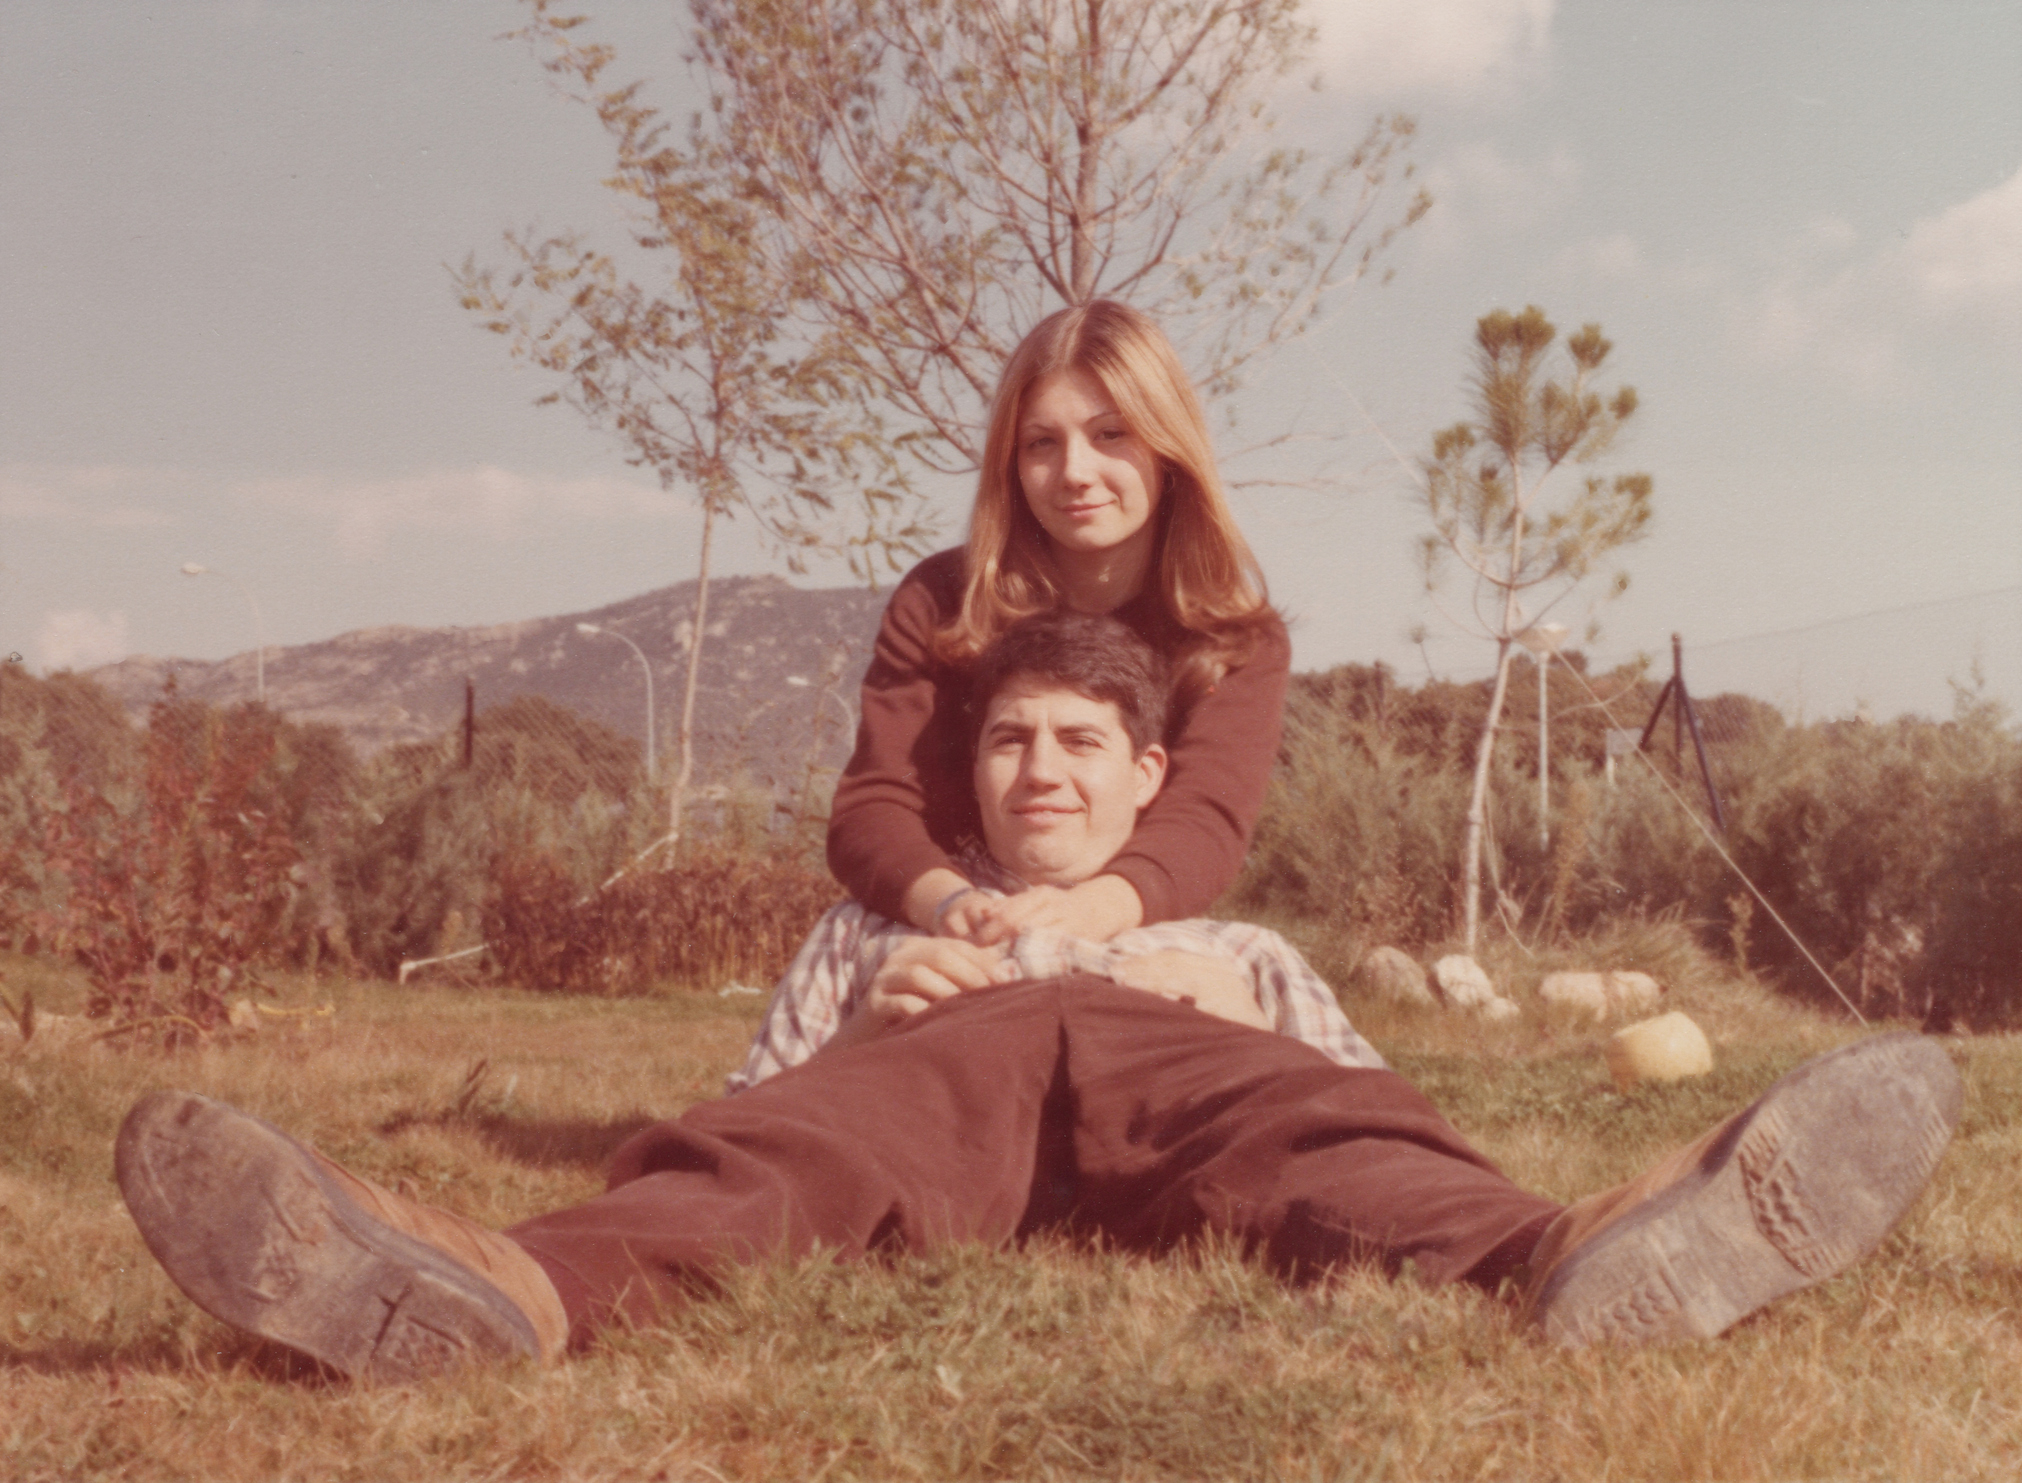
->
[87,575,890,791]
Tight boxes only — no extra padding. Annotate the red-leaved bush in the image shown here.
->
[36,698,307,1039]
[485,845,839,995]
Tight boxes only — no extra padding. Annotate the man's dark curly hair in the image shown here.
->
[969,610,1171,757]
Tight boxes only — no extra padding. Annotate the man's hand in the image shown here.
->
[953,874,1144,947]
[1111,949,1271,1031]
[825,937,1017,1054]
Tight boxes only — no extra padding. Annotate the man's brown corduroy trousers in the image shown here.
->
[509,975,1560,1345]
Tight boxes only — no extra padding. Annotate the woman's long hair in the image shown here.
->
[938,299,1278,709]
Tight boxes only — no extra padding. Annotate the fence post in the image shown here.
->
[462,677,475,770]
[1636,635,1727,831]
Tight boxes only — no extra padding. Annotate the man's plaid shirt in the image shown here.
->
[727,884,1386,1094]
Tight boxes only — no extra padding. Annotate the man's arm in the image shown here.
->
[725,903,873,1093]
[1110,948,1271,1030]
[1100,920,1389,1069]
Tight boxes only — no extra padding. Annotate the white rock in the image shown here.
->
[1432,954,1495,1007]
[1539,971,1611,1017]
[1603,971,1663,1016]
[1432,954,1521,1019]
[1360,946,1435,1007]
[1540,970,1665,1020]
[1606,1012,1713,1090]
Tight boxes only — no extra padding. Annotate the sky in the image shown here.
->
[3,0,2018,721]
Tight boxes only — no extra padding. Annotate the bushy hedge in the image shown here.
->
[0,669,830,1012]
[9,661,2019,1027]
[1235,661,2022,1028]
[484,846,840,995]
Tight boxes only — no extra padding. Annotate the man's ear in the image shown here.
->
[1132,743,1168,810]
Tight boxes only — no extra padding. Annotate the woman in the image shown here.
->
[826,299,1289,944]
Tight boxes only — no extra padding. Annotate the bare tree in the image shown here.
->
[1418,306,1653,950]
[457,179,927,848]
[505,0,1429,485]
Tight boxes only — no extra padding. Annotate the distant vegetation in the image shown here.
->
[3,657,2018,1033]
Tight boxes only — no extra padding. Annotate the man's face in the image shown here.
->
[974,675,1167,888]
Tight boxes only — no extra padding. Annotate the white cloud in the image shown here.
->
[37,609,130,672]
[238,466,686,559]
[1307,0,1554,101]
[1739,169,2022,392]
[1901,167,2022,321]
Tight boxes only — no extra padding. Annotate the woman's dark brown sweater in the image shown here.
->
[825,548,1290,925]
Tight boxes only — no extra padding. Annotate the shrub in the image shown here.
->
[0,667,141,945]
[33,697,313,1036]
[335,700,655,975]
[1920,707,2022,1029]
[1239,659,2022,1027]
[485,845,841,995]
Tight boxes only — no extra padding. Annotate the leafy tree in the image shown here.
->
[1417,306,1653,949]
[480,0,1426,480]
[460,106,927,848]
[465,0,1430,842]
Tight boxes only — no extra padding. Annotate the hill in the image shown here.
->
[87,576,889,792]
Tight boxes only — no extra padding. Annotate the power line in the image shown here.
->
[1670,584,2022,655]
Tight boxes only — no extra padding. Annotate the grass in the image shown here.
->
[3,945,2019,1481]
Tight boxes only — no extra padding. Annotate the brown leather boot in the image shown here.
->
[1523,1031,1961,1347]
[117,1090,569,1380]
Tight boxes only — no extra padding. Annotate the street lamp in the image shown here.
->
[1514,622,1569,853]
[179,562,267,703]
[578,623,656,780]
[785,673,857,744]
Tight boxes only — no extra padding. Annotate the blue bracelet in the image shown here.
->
[932,886,980,931]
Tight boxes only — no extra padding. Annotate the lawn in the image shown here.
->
[3,947,2018,1481]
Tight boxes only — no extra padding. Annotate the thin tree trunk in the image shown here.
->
[1460,637,1515,951]
[1461,460,1532,950]
[1069,0,1103,302]
[669,495,718,847]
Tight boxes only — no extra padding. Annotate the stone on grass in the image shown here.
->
[1606,1011,1713,1091]
[1432,955,1521,1020]
[1605,971,1663,1016]
[1540,970,1664,1020]
[1360,946,1435,1007]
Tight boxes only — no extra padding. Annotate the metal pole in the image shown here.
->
[1514,623,1565,856]
[578,624,656,781]
[1537,649,1550,855]
[1671,633,1685,764]
[179,562,267,703]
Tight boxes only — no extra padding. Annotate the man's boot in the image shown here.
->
[117,1090,570,1381]
[1524,1031,1961,1347]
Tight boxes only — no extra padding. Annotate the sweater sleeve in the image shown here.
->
[825,553,976,922]
[1099,613,1291,923]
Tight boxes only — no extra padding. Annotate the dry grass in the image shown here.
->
[4,947,2019,1481]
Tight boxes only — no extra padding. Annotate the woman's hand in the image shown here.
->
[956,874,1144,947]
[1111,949,1271,1031]
[824,937,1016,1054]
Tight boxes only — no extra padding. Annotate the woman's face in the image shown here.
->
[1015,367,1164,563]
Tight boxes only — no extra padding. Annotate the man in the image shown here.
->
[117,613,1962,1382]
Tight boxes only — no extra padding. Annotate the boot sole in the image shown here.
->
[1533,1031,1961,1347]
[116,1091,540,1381]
